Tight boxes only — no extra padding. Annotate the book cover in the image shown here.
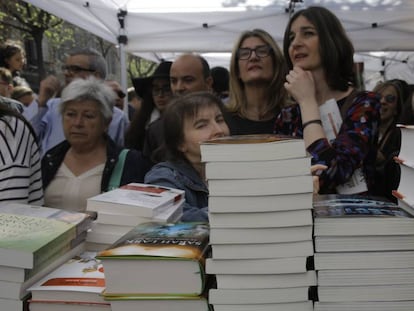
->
[313,194,414,236]
[200,134,306,162]
[87,183,185,218]
[28,251,106,304]
[97,222,210,295]
[0,213,79,269]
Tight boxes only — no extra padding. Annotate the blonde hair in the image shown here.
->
[227,29,288,117]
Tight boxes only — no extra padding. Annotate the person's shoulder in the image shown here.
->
[0,96,24,114]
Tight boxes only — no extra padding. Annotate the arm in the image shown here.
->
[307,92,380,190]
[144,165,209,222]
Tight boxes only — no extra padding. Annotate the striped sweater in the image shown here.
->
[0,115,44,205]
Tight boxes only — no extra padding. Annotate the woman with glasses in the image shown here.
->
[125,61,172,153]
[224,29,288,135]
[274,6,380,195]
[372,80,404,201]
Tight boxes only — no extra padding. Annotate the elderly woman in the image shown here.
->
[42,77,150,212]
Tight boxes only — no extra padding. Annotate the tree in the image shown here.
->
[0,0,73,79]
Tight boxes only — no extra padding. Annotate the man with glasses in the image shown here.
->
[31,47,128,155]
[143,54,213,163]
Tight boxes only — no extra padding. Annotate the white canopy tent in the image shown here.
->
[23,0,414,90]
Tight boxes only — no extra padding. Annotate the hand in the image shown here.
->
[311,164,328,194]
[37,75,61,107]
[284,66,316,107]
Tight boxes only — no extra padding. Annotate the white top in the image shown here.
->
[0,115,43,205]
[44,163,105,212]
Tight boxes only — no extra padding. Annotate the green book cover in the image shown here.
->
[0,213,77,269]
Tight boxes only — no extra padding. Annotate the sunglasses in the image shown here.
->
[62,64,96,74]
[152,86,172,97]
[116,90,126,99]
[381,94,397,104]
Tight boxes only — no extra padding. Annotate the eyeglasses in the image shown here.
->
[62,65,96,74]
[116,90,126,99]
[237,45,273,60]
[381,94,397,104]
[152,86,172,97]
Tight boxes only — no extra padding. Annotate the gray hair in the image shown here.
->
[66,47,107,79]
[60,77,115,123]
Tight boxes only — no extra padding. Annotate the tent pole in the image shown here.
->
[117,9,129,119]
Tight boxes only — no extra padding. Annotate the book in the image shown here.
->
[211,240,314,259]
[313,194,414,236]
[215,271,317,289]
[393,190,414,214]
[205,157,311,179]
[0,297,25,311]
[86,183,185,218]
[314,251,414,270]
[209,209,313,228]
[104,295,209,311]
[317,284,414,302]
[395,161,414,207]
[0,206,91,269]
[314,235,414,252]
[213,301,313,311]
[208,287,310,304]
[97,222,210,295]
[0,242,85,300]
[314,300,414,311]
[94,198,183,226]
[29,300,111,311]
[317,268,414,286]
[208,175,313,196]
[209,192,313,213]
[397,124,414,163]
[200,134,306,162]
[206,257,309,275]
[28,251,106,303]
[86,222,135,245]
[209,226,313,244]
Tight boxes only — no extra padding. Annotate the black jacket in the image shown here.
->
[42,135,152,192]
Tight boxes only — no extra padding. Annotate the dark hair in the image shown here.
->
[66,47,107,79]
[283,6,355,91]
[196,55,211,79]
[211,66,229,95]
[0,41,24,70]
[162,92,225,162]
[373,79,405,123]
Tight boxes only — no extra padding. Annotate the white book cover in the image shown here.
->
[86,183,184,217]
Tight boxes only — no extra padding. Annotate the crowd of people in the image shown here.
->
[1,6,413,221]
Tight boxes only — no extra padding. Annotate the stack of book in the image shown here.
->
[85,183,184,251]
[200,134,315,311]
[28,251,109,311]
[96,222,212,311]
[0,203,92,310]
[313,194,414,311]
[393,124,414,213]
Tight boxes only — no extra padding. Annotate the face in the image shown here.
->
[16,93,34,107]
[237,36,274,84]
[378,85,399,122]
[62,100,108,148]
[179,104,229,164]
[0,79,12,97]
[6,51,25,72]
[288,15,321,71]
[170,55,212,96]
[152,78,172,113]
[105,80,125,110]
[63,54,97,85]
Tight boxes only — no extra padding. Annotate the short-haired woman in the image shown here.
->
[145,92,230,222]
[42,77,151,212]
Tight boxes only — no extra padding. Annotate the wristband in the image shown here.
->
[302,119,322,130]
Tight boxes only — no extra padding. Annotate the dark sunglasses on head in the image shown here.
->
[62,64,96,73]
[382,94,397,104]
[116,90,126,99]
